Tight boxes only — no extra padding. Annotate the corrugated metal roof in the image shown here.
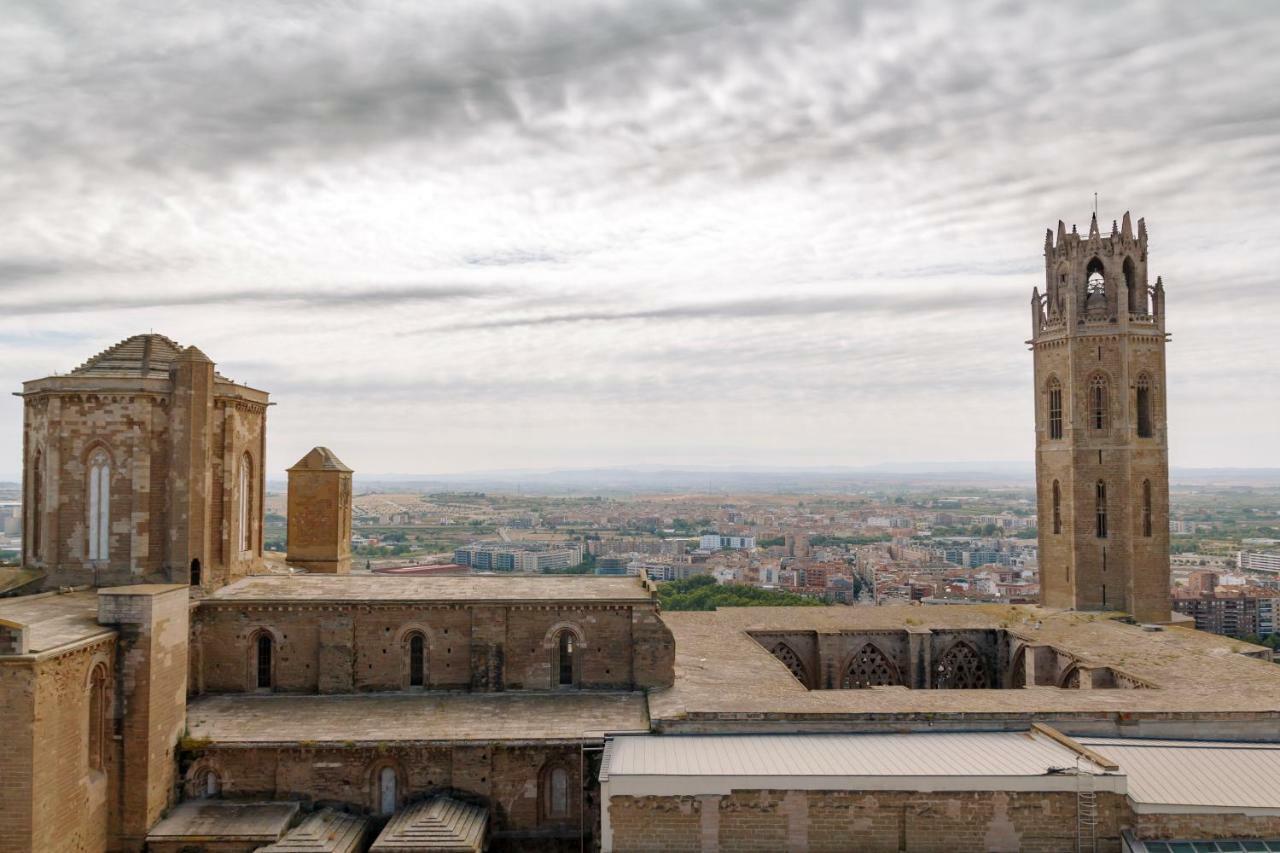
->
[1078,738,1280,812]
[602,731,1109,780]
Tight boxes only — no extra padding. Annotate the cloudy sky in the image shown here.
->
[2,0,1278,479]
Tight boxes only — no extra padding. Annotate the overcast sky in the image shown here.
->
[2,0,1278,479]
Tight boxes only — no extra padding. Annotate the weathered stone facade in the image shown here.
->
[286,447,353,575]
[19,335,268,590]
[1031,213,1171,623]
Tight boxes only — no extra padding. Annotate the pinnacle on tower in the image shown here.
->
[1121,211,1133,240]
[1111,219,1119,237]
[1057,220,1068,244]
[1088,211,1100,239]
[1044,229,1054,251]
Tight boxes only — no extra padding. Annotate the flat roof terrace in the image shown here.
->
[208,574,655,604]
[186,691,650,745]
[650,605,1280,735]
[0,589,112,655]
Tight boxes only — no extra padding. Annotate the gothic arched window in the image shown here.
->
[1052,480,1062,535]
[1060,666,1081,689]
[1123,256,1139,312]
[1142,480,1153,538]
[543,765,570,821]
[88,449,111,561]
[1089,375,1109,431]
[1047,377,1063,440]
[769,642,808,686]
[1095,481,1108,539]
[841,643,899,689]
[1086,257,1106,295]
[238,452,253,553]
[88,663,108,772]
[934,641,989,689]
[1136,374,1153,438]
[31,450,43,560]
[198,769,221,798]
[253,631,273,690]
[555,630,578,687]
[407,632,426,688]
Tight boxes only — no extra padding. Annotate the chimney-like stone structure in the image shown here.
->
[286,447,353,574]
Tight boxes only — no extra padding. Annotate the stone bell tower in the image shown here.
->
[1030,212,1170,623]
[286,447,353,574]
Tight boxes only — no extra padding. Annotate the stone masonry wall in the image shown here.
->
[195,601,667,694]
[188,743,585,837]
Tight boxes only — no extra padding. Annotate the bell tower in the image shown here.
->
[1030,212,1170,623]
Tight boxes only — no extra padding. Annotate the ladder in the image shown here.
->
[1076,766,1098,853]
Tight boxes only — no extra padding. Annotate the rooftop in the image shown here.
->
[371,797,486,852]
[146,801,301,843]
[258,809,369,853]
[650,605,1280,724]
[0,589,112,654]
[207,573,654,604]
[70,333,189,379]
[187,691,650,744]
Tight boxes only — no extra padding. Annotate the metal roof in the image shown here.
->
[1079,738,1280,814]
[601,731,1112,781]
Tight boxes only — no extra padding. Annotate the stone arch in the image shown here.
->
[544,622,585,689]
[246,627,281,692]
[86,660,110,772]
[403,629,429,689]
[768,642,809,687]
[840,642,901,689]
[186,759,223,798]
[1009,644,1027,689]
[934,640,990,689]
[1059,664,1082,689]
[538,760,574,824]
[1087,371,1111,432]
[84,441,115,563]
[1135,372,1154,438]
[238,451,254,553]
[368,759,405,816]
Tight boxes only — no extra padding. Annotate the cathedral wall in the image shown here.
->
[28,638,117,853]
[607,789,1132,853]
[0,660,37,852]
[185,743,587,838]
[25,392,169,588]
[209,398,267,587]
[194,601,661,694]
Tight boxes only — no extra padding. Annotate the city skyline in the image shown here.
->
[3,1,1280,478]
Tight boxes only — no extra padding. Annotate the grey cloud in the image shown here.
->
[421,288,1015,332]
[0,282,508,316]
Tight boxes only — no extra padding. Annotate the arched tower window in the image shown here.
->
[1142,480,1153,538]
[934,641,990,689]
[1136,374,1153,438]
[31,450,43,560]
[1089,375,1109,431]
[1095,481,1108,539]
[1123,256,1139,312]
[1046,377,1063,440]
[555,630,577,687]
[407,632,426,688]
[88,663,108,772]
[378,766,397,816]
[769,642,808,686]
[1052,481,1062,535]
[1086,257,1106,294]
[88,449,111,561]
[238,453,253,553]
[253,632,273,690]
[841,643,900,688]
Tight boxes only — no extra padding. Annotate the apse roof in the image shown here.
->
[69,333,195,379]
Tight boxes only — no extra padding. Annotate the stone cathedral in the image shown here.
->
[1030,212,1170,624]
[3,215,1280,853]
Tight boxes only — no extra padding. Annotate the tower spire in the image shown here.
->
[1088,211,1100,239]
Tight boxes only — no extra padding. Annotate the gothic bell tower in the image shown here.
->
[1030,212,1170,623]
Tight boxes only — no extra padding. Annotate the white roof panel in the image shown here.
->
[1078,738,1280,814]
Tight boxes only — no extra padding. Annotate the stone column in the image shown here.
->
[167,348,214,583]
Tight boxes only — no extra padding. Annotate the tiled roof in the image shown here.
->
[69,333,188,378]
[370,797,487,852]
[288,447,353,472]
[257,809,369,852]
